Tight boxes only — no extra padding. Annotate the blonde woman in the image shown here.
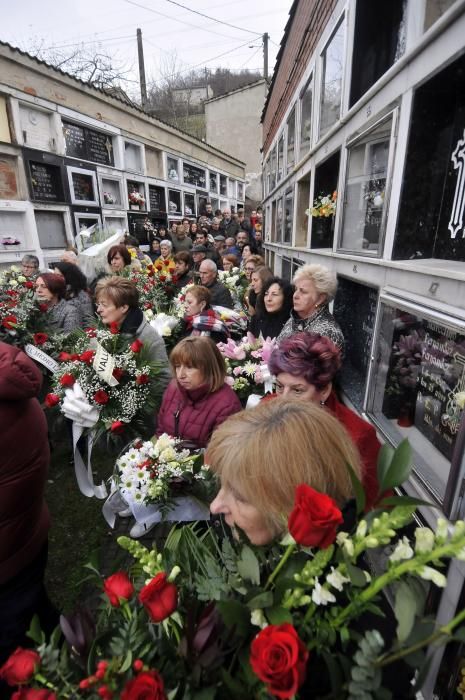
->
[277,263,343,350]
[209,399,361,545]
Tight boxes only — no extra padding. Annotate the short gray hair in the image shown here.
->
[21,254,39,268]
[293,263,338,301]
[200,258,217,273]
[160,240,173,250]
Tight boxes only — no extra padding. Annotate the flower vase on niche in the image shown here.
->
[130,204,139,211]
[312,217,333,248]
[397,404,415,428]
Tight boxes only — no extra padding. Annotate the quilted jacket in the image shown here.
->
[156,379,241,448]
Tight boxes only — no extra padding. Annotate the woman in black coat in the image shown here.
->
[249,276,294,339]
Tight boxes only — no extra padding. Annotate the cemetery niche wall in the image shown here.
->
[393,51,465,261]
[369,298,465,515]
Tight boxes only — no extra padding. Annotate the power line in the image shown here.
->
[161,0,262,37]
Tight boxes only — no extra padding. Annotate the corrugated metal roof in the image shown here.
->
[0,39,246,167]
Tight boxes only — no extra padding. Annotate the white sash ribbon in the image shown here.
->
[24,344,59,374]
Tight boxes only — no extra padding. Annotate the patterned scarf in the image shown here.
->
[185,309,229,337]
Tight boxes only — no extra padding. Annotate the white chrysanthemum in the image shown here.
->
[389,536,414,563]
[312,579,336,606]
[157,434,175,450]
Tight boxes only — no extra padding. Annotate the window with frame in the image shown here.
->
[339,113,395,254]
[209,171,218,192]
[319,18,345,138]
[276,197,283,243]
[287,107,296,173]
[228,179,235,199]
[350,0,406,107]
[220,175,227,196]
[270,146,277,191]
[237,182,244,201]
[167,156,180,182]
[284,188,293,243]
[183,162,206,188]
[299,78,313,160]
[277,133,285,182]
[368,299,465,515]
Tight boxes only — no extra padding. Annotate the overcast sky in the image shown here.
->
[1,0,292,95]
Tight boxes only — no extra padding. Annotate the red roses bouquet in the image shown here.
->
[6,441,465,699]
[45,325,165,437]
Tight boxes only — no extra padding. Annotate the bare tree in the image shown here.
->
[24,38,137,95]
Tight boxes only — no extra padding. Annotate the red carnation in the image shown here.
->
[250,624,308,699]
[110,420,125,434]
[38,303,48,312]
[59,373,75,387]
[163,260,170,267]
[24,281,34,289]
[79,350,95,364]
[33,333,48,346]
[103,572,134,607]
[139,572,177,623]
[136,374,150,385]
[109,322,120,335]
[2,315,17,330]
[11,689,56,699]
[121,670,166,700]
[0,648,41,686]
[85,327,97,337]
[44,393,60,408]
[288,484,343,549]
[58,352,73,362]
[158,275,166,283]
[112,368,124,381]
[130,339,144,353]
[144,302,153,309]
[6,290,18,297]
[94,390,109,405]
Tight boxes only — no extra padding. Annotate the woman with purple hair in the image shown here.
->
[267,332,381,509]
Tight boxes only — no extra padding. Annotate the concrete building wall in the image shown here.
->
[205,80,267,203]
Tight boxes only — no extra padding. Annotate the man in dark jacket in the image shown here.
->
[198,259,234,308]
[0,343,57,674]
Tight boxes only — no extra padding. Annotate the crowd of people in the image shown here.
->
[0,206,397,698]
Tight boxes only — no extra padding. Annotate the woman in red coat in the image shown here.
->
[0,342,57,678]
[156,336,241,449]
[267,332,381,510]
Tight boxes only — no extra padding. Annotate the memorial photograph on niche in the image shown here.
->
[370,302,465,504]
[333,277,378,409]
[68,167,98,205]
[393,52,465,261]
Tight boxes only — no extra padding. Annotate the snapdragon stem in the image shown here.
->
[375,605,465,668]
[265,544,295,590]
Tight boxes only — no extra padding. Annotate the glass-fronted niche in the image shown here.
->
[339,112,396,254]
[393,51,465,261]
[319,16,345,138]
[334,277,378,410]
[183,163,206,189]
[368,298,465,515]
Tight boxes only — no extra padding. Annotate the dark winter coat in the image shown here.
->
[156,380,241,448]
[0,343,50,584]
[205,280,234,309]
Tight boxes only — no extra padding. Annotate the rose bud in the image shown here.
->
[0,648,41,686]
[138,572,177,623]
[103,572,134,606]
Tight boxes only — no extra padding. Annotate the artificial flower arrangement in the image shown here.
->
[5,441,465,699]
[306,191,337,218]
[216,332,277,401]
[115,433,212,515]
[103,192,116,205]
[44,324,165,437]
[153,256,176,278]
[128,190,145,207]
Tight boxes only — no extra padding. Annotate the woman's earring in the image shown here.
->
[320,400,326,406]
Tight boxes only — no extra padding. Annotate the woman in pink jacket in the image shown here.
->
[156,336,241,449]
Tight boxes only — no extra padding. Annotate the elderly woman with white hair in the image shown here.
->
[277,263,344,350]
